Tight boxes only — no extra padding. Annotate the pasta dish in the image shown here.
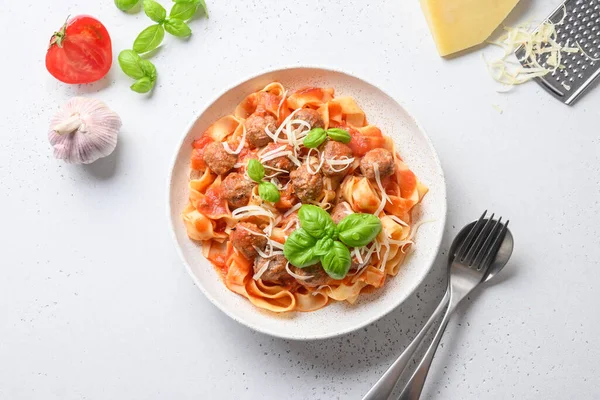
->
[182,83,427,312]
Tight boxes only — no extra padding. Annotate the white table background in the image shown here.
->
[1,0,599,399]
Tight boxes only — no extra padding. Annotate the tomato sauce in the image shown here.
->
[191,135,213,170]
[197,186,228,218]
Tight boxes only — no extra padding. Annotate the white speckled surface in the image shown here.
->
[1,0,600,399]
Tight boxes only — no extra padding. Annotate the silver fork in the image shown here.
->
[363,211,511,400]
[397,212,510,400]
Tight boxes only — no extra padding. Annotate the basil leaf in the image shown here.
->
[327,128,351,144]
[118,50,144,79]
[139,59,157,81]
[283,229,320,268]
[247,159,264,182]
[258,182,281,203]
[197,0,208,17]
[303,128,327,149]
[143,0,167,23]
[170,1,198,20]
[313,237,334,257]
[325,225,338,240]
[337,213,382,247]
[321,241,352,280]
[115,0,140,11]
[133,24,165,54]
[164,18,192,37]
[298,205,334,239]
[131,77,155,93]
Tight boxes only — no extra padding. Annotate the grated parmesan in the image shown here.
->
[223,125,247,155]
[285,262,314,281]
[484,7,588,88]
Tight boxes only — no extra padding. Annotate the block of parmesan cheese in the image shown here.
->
[420,0,521,56]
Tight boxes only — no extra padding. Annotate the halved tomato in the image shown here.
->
[46,16,113,84]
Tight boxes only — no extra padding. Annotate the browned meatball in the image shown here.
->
[244,113,277,148]
[203,142,237,175]
[295,108,324,129]
[291,264,333,288]
[230,222,267,260]
[221,172,254,209]
[360,148,395,180]
[290,163,323,202]
[254,254,293,285]
[322,140,353,177]
[261,143,295,172]
[330,201,352,224]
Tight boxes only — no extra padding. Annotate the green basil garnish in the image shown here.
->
[164,18,192,37]
[115,0,140,11]
[283,229,320,268]
[258,181,281,203]
[130,77,155,93]
[133,24,165,54]
[283,205,382,280]
[303,127,352,148]
[143,0,167,23]
[298,205,334,239]
[313,237,334,257]
[321,241,352,280]
[247,159,265,183]
[337,213,382,247]
[326,128,351,144]
[118,50,146,79]
[303,128,327,148]
[248,159,280,203]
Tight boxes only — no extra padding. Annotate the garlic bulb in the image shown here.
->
[48,97,122,164]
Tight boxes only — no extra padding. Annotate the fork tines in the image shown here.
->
[455,211,510,271]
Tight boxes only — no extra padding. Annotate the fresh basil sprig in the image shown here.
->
[247,159,265,182]
[116,0,208,93]
[171,0,208,20]
[118,50,157,93]
[144,0,167,22]
[337,213,382,247]
[133,24,166,53]
[246,159,281,203]
[258,182,280,203]
[164,18,192,37]
[303,127,351,148]
[133,0,192,55]
[115,0,140,11]
[283,205,382,280]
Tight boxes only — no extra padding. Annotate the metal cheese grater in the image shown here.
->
[516,0,600,105]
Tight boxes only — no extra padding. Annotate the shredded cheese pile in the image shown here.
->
[484,7,591,88]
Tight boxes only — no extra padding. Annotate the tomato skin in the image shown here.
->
[46,16,113,84]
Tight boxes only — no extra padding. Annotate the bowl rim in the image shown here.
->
[167,65,447,340]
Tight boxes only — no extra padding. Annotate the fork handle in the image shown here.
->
[361,290,450,400]
[397,294,459,400]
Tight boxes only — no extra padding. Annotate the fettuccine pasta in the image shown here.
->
[182,83,427,313]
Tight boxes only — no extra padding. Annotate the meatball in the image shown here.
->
[290,163,323,202]
[322,140,353,177]
[262,143,295,172]
[221,173,254,209]
[291,264,333,288]
[244,112,277,148]
[295,108,324,129]
[203,142,237,175]
[360,148,395,180]
[254,254,293,285]
[330,201,352,224]
[230,222,267,260]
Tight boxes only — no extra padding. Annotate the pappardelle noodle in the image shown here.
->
[182,83,428,312]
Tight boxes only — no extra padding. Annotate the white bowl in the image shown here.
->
[168,67,446,340]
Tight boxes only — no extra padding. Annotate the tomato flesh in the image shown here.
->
[46,16,113,84]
